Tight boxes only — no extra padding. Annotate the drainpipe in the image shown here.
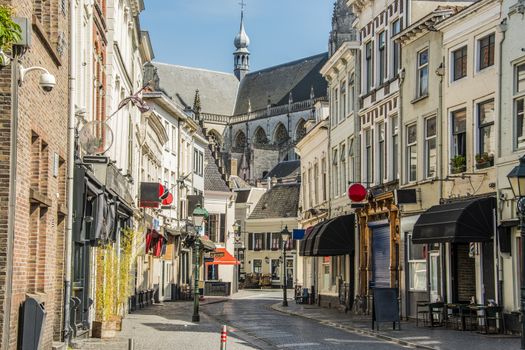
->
[2,50,21,350]
[495,18,507,307]
[63,0,77,344]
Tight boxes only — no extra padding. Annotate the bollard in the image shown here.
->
[128,338,134,350]
[220,325,227,350]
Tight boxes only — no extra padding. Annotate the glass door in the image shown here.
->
[429,251,442,302]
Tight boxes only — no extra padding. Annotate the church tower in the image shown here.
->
[233,6,250,81]
[328,0,356,57]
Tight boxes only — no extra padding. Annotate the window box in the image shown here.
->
[475,152,494,169]
[450,155,466,174]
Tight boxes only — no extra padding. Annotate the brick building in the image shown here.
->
[0,0,70,348]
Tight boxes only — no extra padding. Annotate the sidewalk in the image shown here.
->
[271,302,520,350]
[72,298,254,350]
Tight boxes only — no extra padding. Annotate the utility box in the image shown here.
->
[20,296,46,350]
[13,17,31,49]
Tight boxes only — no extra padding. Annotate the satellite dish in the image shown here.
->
[78,121,114,155]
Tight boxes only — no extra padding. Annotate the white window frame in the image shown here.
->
[378,31,387,84]
[425,116,437,178]
[341,81,347,121]
[406,123,417,183]
[377,122,386,184]
[365,41,374,93]
[451,45,468,82]
[515,62,525,149]
[477,32,495,72]
[416,48,429,98]
[407,233,427,292]
[476,99,495,157]
[391,19,402,77]
[391,115,399,180]
[340,143,347,194]
[364,129,373,185]
[253,259,262,273]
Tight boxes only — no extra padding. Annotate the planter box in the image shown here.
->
[475,161,493,169]
[92,317,122,339]
[451,165,466,174]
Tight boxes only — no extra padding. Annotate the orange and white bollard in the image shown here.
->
[220,325,228,350]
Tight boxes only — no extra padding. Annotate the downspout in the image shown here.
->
[495,17,507,307]
[64,0,77,343]
[2,49,21,350]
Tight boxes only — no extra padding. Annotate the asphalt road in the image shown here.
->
[201,289,407,350]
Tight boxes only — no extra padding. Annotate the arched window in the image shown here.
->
[253,127,268,145]
[295,119,306,141]
[273,123,288,145]
[234,130,246,148]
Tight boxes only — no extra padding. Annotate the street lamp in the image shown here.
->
[281,226,291,307]
[191,204,208,323]
[507,155,525,349]
[233,222,242,283]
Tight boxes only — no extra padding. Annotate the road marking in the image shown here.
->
[277,342,320,348]
[325,338,388,344]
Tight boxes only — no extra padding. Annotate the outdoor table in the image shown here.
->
[417,301,444,327]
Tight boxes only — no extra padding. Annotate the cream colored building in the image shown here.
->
[295,101,330,297]
[495,0,525,317]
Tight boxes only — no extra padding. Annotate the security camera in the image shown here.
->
[39,72,56,92]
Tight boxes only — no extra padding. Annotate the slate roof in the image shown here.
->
[153,62,239,116]
[266,160,300,179]
[248,184,300,220]
[234,53,329,115]
[204,147,230,193]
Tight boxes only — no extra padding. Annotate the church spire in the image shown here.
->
[234,1,250,81]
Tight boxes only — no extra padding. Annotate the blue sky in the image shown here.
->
[140,0,332,73]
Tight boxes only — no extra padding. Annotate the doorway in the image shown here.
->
[429,251,442,302]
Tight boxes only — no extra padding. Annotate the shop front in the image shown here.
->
[412,196,497,306]
[300,214,355,310]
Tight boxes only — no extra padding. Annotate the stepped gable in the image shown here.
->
[234,53,329,115]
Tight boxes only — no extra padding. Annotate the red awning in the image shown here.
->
[205,248,240,266]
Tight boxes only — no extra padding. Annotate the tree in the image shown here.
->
[0,5,21,51]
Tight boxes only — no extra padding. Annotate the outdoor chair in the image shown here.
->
[295,288,309,304]
[416,301,430,327]
[478,306,504,334]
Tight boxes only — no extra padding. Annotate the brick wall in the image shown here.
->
[0,0,69,348]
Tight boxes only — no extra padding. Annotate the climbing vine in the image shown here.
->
[0,6,21,51]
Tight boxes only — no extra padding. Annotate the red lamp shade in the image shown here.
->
[348,183,367,202]
[162,192,174,206]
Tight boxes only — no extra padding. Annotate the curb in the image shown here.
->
[270,303,435,350]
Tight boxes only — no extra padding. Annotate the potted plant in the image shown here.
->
[450,155,466,174]
[475,152,494,169]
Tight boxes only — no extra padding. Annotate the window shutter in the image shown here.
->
[266,233,271,250]
[220,213,226,243]
[248,233,253,250]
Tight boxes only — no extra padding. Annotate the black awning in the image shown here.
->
[412,197,496,244]
[300,214,355,256]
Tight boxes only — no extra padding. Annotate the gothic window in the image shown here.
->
[234,131,246,148]
[253,127,268,145]
[295,119,306,141]
[273,123,288,145]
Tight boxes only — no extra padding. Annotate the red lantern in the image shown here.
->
[348,183,367,202]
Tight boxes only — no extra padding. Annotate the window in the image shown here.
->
[332,149,339,197]
[378,123,386,183]
[478,100,495,157]
[322,158,327,201]
[392,19,402,76]
[452,46,467,81]
[417,49,429,97]
[314,163,319,205]
[253,259,262,273]
[254,233,263,250]
[407,124,417,182]
[348,138,355,184]
[365,129,373,184]
[392,116,399,180]
[341,82,347,120]
[308,167,313,208]
[340,144,347,193]
[451,109,467,171]
[193,149,203,176]
[378,32,387,83]
[425,117,437,178]
[365,41,374,93]
[271,233,280,250]
[334,88,339,124]
[408,233,427,291]
[478,33,495,70]
[516,63,525,148]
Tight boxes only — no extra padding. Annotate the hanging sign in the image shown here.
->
[348,183,367,202]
